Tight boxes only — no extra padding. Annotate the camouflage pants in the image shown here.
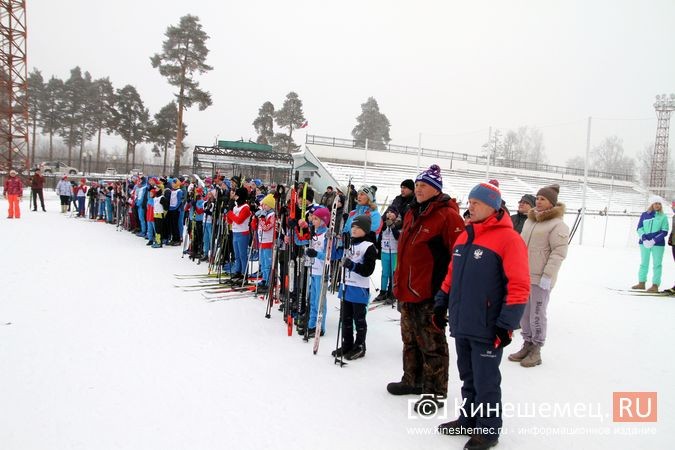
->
[400,300,449,397]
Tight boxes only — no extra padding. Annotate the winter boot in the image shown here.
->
[386,381,423,396]
[437,419,474,436]
[146,240,153,246]
[413,394,445,416]
[520,344,542,367]
[331,346,352,358]
[373,291,388,302]
[631,282,646,290]
[463,435,499,450]
[508,341,533,362]
[344,344,366,360]
[151,242,163,248]
[646,284,659,293]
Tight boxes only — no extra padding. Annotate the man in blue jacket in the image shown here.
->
[433,181,530,450]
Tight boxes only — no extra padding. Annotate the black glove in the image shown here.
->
[306,248,318,258]
[343,259,355,270]
[342,213,349,222]
[432,304,447,331]
[494,327,512,349]
[288,218,298,228]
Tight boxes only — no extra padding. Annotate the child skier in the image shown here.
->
[333,214,377,360]
[304,206,331,339]
[145,188,156,246]
[202,191,215,262]
[374,207,400,304]
[256,194,277,293]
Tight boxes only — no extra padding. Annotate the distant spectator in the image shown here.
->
[631,195,669,293]
[30,168,46,212]
[386,179,415,221]
[4,169,24,219]
[510,194,535,233]
[56,176,72,213]
[320,186,336,208]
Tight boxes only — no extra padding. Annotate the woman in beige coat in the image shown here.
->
[508,184,569,367]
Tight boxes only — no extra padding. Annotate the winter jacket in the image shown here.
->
[510,212,528,234]
[636,210,669,247]
[31,173,44,190]
[343,204,382,235]
[393,194,465,303]
[320,191,336,208]
[438,209,530,344]
[339,236,377,304]
[386,194,414,218]
[56,180,72,196]
[520,204,570,288]
[3,176,23,196]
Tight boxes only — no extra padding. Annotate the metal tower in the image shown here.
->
[0,0,28,171]
[650,94,675,197]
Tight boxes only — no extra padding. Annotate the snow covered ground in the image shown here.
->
[1,192,673,450]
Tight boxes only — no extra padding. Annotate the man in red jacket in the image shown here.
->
[4,169,24,219]
[434,181,530,450]
[388,164,465,414]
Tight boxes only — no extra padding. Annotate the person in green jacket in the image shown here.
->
[632,196,670,292]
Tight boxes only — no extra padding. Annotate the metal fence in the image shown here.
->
[305,134,634,182]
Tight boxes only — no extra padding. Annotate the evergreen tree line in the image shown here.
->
[27,67,182,175]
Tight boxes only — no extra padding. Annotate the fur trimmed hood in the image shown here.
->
[528,203,565,223]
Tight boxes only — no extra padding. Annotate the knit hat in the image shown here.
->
[80,178,86,183]
[468,181,502,211]
[358,185,375,203]
[400,179,415,191]
[352,214,372,233]
[537,184,560,206]
[312,206,331,226]
[519,194,536,207]
[261,193,276,209]
[415,164,443,192]
[648,195,664,207]
[235,187,248,201]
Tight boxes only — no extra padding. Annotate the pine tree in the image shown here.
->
[351,97,391,150]
[113,85,149,172]
[274,92,305,153]
[151,14,212,175]
[59,67,91,167]
[148,102,184,175]
[89,77,116,172]
[38,76,65,161]
[27,69,45,165]
[253,101,275,145]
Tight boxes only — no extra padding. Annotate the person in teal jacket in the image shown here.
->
[632,196,670,292]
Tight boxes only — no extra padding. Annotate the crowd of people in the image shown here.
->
[20,161,666,449]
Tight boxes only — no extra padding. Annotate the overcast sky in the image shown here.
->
[29,0,675,166]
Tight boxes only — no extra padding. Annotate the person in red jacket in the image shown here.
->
[30,168,46,212]
[388,164,465,414]
[226,187,252,280]
[4,169,24,219]
[434,181,530,450]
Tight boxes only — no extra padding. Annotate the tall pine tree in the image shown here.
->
[113,85,149,172]
[89,77,116,172]
[38,76,65,161]
[59,67,91,167]
[252,101,275,145]
[27,69,45,165]
[351,97,391,150]
[274,92,305,153]
[151,15,212,175]
[148,102,184,175]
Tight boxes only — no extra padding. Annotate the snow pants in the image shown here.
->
[6,194,20,218]
[639,244,665,286]
[31,189,45,210]
[136,204,146,234]
[455,337,503,439]
[260,247,272,285]
[380,252,397,291]
[341,300,367,350]
[309,274,327,331]
[203,221,213,258]
[232,231,249,275]
[77,196,85,216]
[520,284,551,346]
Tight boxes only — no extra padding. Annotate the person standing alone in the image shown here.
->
[30,168,46,212]
[4,169,23,219]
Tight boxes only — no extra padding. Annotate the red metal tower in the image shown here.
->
[0,0,28,172]
[650,94,675,197]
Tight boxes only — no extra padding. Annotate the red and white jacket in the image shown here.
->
[227,203,251,234]
[257,210,276,249]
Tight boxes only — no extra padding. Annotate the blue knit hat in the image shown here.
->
[415,164,443,192]
[469,181,502,211]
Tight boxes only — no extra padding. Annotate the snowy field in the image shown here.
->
[1,192,673,450]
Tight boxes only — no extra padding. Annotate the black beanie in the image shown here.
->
[352,214,372,233]
[400,179,415,191]
[235,187,248,204]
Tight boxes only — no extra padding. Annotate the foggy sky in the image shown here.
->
[29,0,675,167]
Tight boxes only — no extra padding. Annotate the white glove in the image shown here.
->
[539,276,552,291]
[643,239,655,249]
